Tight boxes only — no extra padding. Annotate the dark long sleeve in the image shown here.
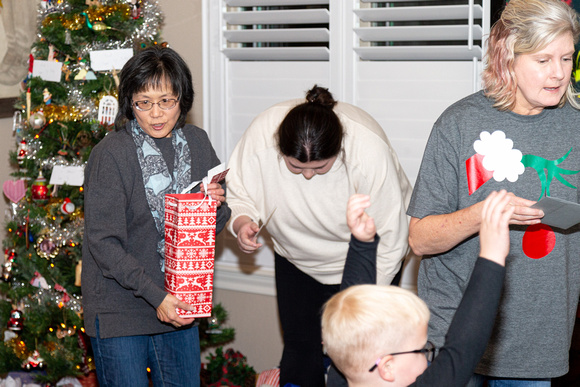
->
[340,234,379,289]
[412,257,506,387]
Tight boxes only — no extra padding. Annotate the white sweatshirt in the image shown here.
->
[226,98,412,285]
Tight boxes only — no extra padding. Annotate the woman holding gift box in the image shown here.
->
[82,46,231,387]
[226,85,412,386]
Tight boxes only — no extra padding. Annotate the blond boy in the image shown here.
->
[323,190,513,386]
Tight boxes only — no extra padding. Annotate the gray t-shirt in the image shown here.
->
[408,91,580,378]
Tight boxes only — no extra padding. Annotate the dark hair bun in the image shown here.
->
[305,85,336,108]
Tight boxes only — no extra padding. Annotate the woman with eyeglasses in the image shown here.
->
[82,46,231,387]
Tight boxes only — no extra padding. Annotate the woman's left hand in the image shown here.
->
[157,294,196,328]
[201,182,225,207]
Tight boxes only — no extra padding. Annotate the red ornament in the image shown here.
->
[31,171,49,203]
[7,309,23,332]
[17,140,28,164]
[60,197,75,214]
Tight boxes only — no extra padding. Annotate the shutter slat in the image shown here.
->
[355,46,482,61]
[224,9,329,25]
[355,5,483,22]
[225,0,328,6]
[223,47,329,61]
[355,25,482,42]
[224,28,329,43]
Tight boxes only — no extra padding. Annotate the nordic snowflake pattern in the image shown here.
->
[163,193,217,318]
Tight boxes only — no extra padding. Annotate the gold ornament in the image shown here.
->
[35,235,60,260]
[56,325,76,339]
[91,21,108,31]
[41,104,82,122]
[6,338,27,358]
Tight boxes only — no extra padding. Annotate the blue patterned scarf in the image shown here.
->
[130,120,191,271]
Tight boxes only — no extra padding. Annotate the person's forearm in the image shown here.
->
[409,202,483,256]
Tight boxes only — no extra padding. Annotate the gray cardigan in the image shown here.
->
[82,124,231,339]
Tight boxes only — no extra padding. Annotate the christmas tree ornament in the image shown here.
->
[29,111,46,130]
[56,325,76,339]
[85,70,97,80]
[31,171,49,203]
[43,88,52,105]
[65,29,72,45]
[75,130,93,149]
[3,179,26,203]
[74,68,88,80]
[26,88,31,119]
[4,330,17,342]
[2,260,14,282]
[16,140,28,164]
[92,20,108,31]
[7,309,23,332]
[47,44,56,61]
[12,111,23,140]
[60,198,75,214]
[98,95,118,126]
[2,248,16,282]
[130,0,142,19]
[30,271,50,288]
[75,260,82,286]
[22,350,46,371]
[35,236,59,260]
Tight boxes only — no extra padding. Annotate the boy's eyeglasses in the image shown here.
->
[369,340,436,372]
[132,98,179,111]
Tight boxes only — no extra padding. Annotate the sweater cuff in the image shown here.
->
[141,283,168,309]
[475,256,506,276]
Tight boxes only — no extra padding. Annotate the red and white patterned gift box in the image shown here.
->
[164,193,217,318]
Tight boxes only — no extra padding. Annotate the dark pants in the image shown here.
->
[275,252,340,387]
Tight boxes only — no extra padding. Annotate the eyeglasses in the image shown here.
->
[132,98,179,111]
[369,341,435,372]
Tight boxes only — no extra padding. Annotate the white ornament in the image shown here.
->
[60,198,76,214]
[98,95,119,126]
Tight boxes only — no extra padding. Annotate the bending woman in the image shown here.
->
[226,85,411,386]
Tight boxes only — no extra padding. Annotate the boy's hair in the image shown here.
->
[321,285,430,378]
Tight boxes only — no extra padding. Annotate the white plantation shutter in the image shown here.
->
[222,0,330,61]
[204,0,491,295]
[354,1,487,61]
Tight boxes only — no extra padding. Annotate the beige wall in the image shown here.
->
[0,0,283,374]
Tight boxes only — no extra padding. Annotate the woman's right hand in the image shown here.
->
[234,216,262,253]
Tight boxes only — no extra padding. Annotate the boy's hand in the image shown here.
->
[479,190,515,267]
[347,194,376,242]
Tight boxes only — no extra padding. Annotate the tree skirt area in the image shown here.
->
[0,371,98,387]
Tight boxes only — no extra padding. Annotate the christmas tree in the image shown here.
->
[0,0,163,383]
